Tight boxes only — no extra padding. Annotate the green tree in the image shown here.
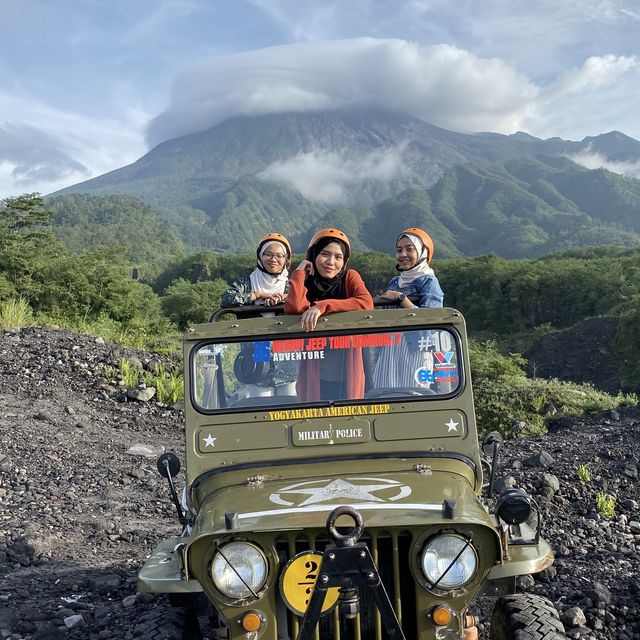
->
[161,278,228,327]
[0,193,53,249]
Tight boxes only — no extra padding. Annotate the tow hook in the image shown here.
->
[296,506,406,640]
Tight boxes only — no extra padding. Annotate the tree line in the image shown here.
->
[2,193,640,392]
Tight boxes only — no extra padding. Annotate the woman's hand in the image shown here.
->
[260,292,286,307]
[381,290,411,308]
[300,305,322,331]
[296,259,314,276]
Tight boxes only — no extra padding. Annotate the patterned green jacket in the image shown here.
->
[220,274,291,308]
[220,274,295,386]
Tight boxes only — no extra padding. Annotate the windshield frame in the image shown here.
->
[189,323,465,415]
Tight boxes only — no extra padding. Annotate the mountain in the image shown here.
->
[49,110,640,256]
[323,155,640,258]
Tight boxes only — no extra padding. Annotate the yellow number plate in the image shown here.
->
[280,552,340,617]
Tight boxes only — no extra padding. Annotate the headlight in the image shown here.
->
[210,542,268,599]
[420,534,477,589]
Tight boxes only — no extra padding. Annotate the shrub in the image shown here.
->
[596,492,615,517]
[577,463,591,484]
[0,297,34,330]
[143,364,184,404]
[470,341,636,438]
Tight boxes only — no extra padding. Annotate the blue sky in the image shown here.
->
[1,0,639,197]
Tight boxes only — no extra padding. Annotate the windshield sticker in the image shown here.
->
[269,477,412,507]
[432,351,459,383]
[268,403,391,421]
[258,334,404,364]
[414,366,435,386]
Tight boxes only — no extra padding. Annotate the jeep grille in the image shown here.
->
[275,529,416,640]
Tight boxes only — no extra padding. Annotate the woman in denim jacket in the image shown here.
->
[372,227,443,388]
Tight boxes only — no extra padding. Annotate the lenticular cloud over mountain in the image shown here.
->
[146,38,539,147]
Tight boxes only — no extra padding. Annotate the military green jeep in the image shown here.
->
[137,306,566,640]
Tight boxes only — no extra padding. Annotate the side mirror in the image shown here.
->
[157,452,181,479]
[481,431,503,458]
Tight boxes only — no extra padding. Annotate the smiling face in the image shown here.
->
[396,236,420,270]
[314,241,345,278]
[260,242,288,274]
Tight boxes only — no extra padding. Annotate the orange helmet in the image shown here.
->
[257,233,291,269]
[306,228,351,261]
[397,227,434,261]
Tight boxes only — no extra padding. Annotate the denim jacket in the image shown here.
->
[386,274,444,309]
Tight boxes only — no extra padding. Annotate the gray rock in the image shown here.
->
[587,582,612,606]
[121,595,137,608]
[127,444,165,458]
[542,473,561,493]
[494,475,517,494]
[623,460,638,479]
[523,451,555,468]
[0,456,12,473]
[127,386,156,402]
[90,573,121,593]
[63,614,84,629]
[561,606,587,628]
[125,356,144,373]
[628,520,640,534]
[31,624,67,639]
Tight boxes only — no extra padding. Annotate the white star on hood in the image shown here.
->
[277,478,402,506]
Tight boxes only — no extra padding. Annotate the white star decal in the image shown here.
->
[203,433,217,448]
[445,419,459,432]
[271,478,411,507]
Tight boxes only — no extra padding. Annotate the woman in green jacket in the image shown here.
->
[220,232,292,308]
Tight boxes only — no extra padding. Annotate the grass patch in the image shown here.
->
[577,463,591,484]
[0,297,34,331]
[596,492,615,517]
[470,339,637,438]
[35,311,181,354]
[143,364,184,404]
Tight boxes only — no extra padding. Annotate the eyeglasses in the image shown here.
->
[263,252,287,261]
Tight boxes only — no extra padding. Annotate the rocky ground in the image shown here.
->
[0,327,639,639]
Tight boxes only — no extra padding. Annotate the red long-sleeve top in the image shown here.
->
[284,269,373,401]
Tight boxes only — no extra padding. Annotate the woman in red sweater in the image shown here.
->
[285,228,373,401]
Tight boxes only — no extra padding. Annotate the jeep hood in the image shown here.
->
[188,465,494,543]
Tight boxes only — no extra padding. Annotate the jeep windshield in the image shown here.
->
[192,325,461,412]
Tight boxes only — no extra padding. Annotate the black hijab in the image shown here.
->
[305,237,348,303]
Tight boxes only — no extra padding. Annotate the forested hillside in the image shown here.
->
[49,194,186,273]
[2,194,638,438]
[326,156,640,258]
[48,110,640,254]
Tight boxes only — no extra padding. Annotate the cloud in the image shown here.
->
[0,94,148,198]
[258,145,408,204]
[568,149,640,179]
[146,38,539,146]
[543,54,638,100]
[0,123,88,185]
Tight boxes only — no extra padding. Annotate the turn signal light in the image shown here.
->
[240,610,264,632]
[431,604,453,626]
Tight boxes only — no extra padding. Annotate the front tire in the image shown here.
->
[490,594,567,639]
[132,603,203,640]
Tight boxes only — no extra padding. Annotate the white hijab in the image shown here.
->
[397,234,435,287]
[249,241,289,301]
